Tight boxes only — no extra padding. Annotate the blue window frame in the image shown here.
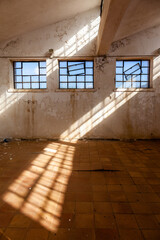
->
[59,60,94,89]
[115,60,150,88]
[13,61,47,89]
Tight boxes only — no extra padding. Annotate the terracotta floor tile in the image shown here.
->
[63,202,75,213]
[59,213,75,228]
[137,185,154,193]
[115,214,138,229]
[119,229,143,240]
[149,203,160,214]
[1,228,27,240]
[95,228,119,240]
[132,177,147,185]
[131,203,153,214]
[141,193,160,203]
[135,214,159,229]
[107,185,123,192]
[75,214,94,228]
[109,192,127,202]
[93,192,109,202]
[0,140,160,239]
[76,192,93,202]
[155,214,160,224]
[0,213,14,227]
[48,228,94,240]
[94,202,113,213]
[9,213,31,228]
[0,229,5,238]
[112,203,133,214]
[25,228,49,240]
[92,184,107,192]
[95,214,117,229]
[122,185,138,193]
[142,230,160,239]
[76,202,93,213]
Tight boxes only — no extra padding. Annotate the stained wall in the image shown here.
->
[0,7,160,140]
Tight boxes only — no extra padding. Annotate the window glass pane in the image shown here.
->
[132,75,140,81]
[141,82,148,88]
[32,76,39,82]
[124,61,141,71]
[141,75,148,81]
[15,76,22,82]
[77,83,85,89]
[124,82,131,88]
[23,62,39,75]
[68,83,76,88]
[60,76,67,82]
[15,69,21,75]
[68,61,83,66]
[77,76,85,82]
[86,76,93,82]
[59,61,67,67]
[60,68,67,75]
[116,61,123,67]
[69,68,84,75]
[68,62,85,75]
[86,83,93,88]
[15,62,21,68]
[40,68,46,74]
[116,82,123,88]
[23,83,30,89]
[132,82,140,88]
[40,83,47,89]
[40,76,46,82]
[116,75,123,81]
[142,68,149,74]
[142,60,149,67]
[116,68,123,74]
[23,76,30,82]
[15,83,22,89]
[86,61,93,67]
[60,83,67,88]
[86,68,93,74]
[68,76,76,82]
[31,83,39,89]
[40,61,46,67]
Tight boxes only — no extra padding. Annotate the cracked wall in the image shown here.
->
[0,8,160,140]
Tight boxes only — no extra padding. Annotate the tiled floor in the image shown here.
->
[0,140,160,239]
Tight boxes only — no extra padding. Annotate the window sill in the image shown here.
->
[8,89,49,93]
[55,89,97,92]
[114,88,155,92]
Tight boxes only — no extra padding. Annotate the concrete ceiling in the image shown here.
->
[0,0,101,42]
[97,0,160,55]
[115,0,160,41]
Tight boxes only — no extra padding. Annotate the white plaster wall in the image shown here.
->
[0,7,160,140]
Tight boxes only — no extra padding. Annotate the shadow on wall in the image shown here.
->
[0,14,159,140]
[0,16,160,239]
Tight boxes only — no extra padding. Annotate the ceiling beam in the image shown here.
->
[96,0,131,55]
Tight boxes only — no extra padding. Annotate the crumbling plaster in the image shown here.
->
[0,7,160,140]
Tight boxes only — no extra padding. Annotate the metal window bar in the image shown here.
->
[13,61,47,89]
[67,62,85,76]
[115,60,150,89]
[59,60,94,89]
[124,63,142,81]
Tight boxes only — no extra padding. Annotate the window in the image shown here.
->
[115,60,150,88]
[59,60,94,89]
[13,61,47,89]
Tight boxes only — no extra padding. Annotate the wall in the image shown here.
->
[0,7,160,140]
